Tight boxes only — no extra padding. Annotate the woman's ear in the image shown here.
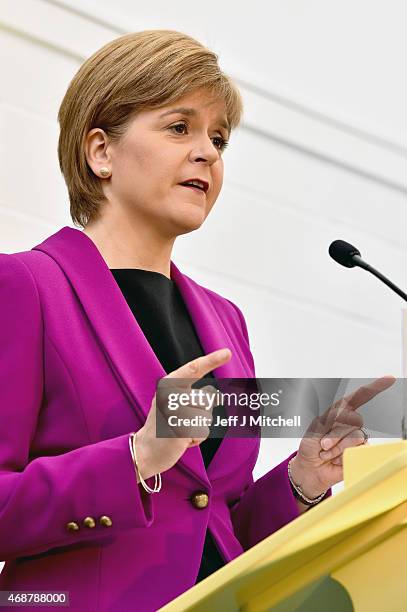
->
[85,128,111,177]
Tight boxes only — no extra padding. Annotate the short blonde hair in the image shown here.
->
[57,29,244,228]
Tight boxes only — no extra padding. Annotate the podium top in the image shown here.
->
[160,440,407,611]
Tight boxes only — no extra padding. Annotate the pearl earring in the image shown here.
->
[99,167,111,178]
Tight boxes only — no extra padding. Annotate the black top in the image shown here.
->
[109,268,227,583]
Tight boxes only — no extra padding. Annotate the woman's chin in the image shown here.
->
[171,210,207,235]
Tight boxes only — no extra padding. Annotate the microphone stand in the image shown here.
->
[352,255,407,302]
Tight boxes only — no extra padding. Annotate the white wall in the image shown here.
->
[1,0,407,569]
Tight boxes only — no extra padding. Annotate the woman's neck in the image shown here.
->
[82,217,175,280]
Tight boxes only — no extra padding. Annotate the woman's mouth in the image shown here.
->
[178,178,209,194]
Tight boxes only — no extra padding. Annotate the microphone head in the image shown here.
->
[329,240,361,268]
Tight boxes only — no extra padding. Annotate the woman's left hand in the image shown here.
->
[289,375,396,499]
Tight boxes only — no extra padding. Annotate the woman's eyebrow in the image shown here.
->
[158,107,230,135]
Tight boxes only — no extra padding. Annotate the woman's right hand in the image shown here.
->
[134,348,232,480]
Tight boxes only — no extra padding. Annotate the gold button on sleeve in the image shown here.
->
[66,521,80,532]
[83,516,96,528]
[99,515,113,527]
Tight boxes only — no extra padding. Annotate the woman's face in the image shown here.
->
[88,87,230,238]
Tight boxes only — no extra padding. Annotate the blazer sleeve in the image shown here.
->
[0,254,154,561]
[226,299,332,550]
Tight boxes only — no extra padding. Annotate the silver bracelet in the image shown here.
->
[287,458,327,506]
[129,432,162,494]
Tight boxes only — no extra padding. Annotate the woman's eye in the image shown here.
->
[212,136,229,152]
[169,122,188,134]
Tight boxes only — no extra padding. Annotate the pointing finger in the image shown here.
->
[344,376,396,411]
[164,348,231,391]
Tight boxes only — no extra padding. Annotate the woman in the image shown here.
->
[0,30,393,611]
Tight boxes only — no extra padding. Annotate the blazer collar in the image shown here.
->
[33,226,255,487]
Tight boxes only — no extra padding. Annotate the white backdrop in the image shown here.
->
[1,2,407,570]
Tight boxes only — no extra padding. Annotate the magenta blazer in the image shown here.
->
[0,226,302,611]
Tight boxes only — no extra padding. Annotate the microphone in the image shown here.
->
[329,239,407,302]
[329,239,407,439]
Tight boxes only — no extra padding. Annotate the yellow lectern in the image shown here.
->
[159,441,407,612]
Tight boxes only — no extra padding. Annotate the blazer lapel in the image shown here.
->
[33,226,255,488]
